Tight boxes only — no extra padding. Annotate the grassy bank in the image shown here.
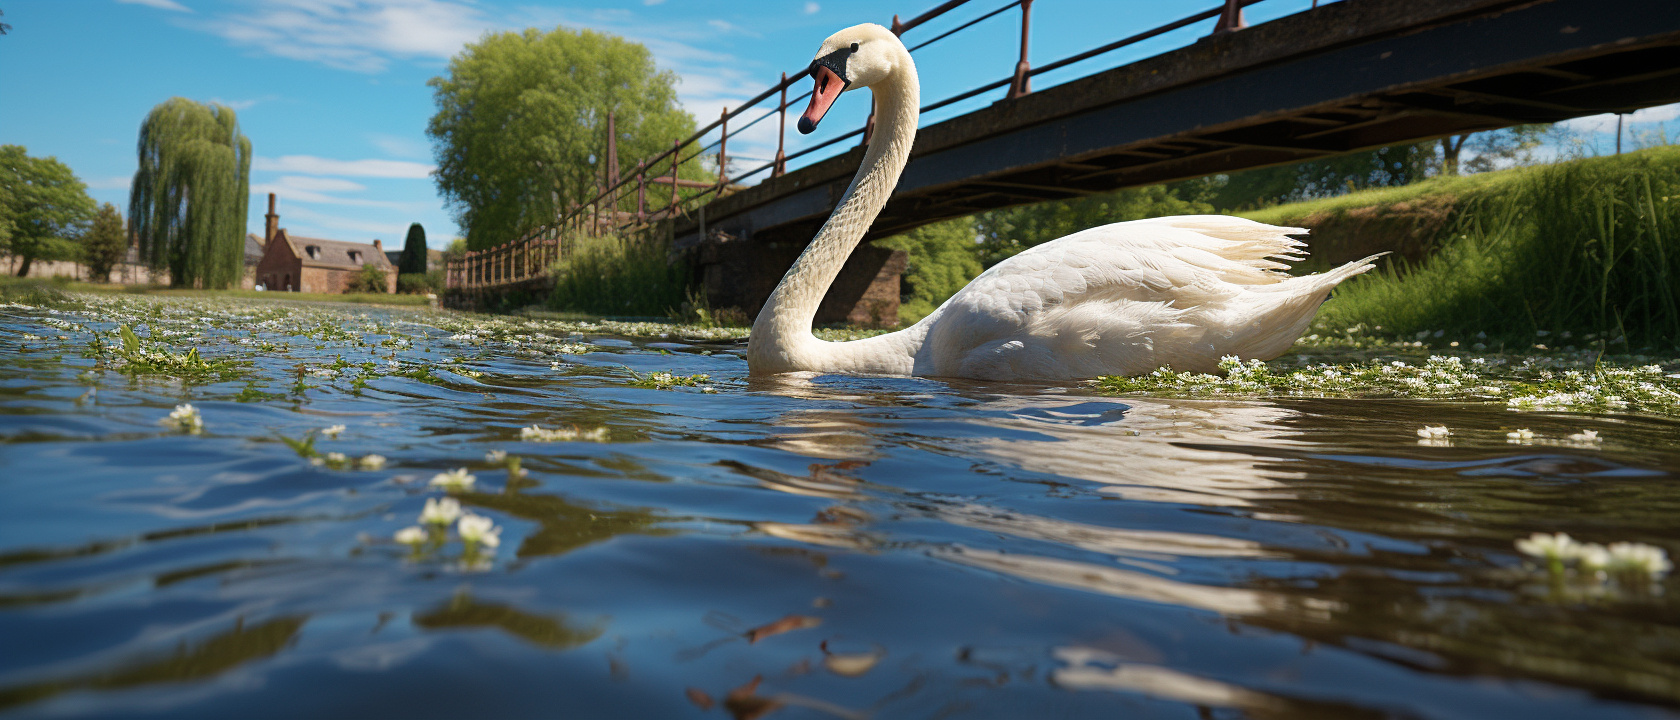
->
[1244,146,1680,352]
[51,280,432,306]
[545,231,687,317]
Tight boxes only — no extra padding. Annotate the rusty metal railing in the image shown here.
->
[447,0,1332,291]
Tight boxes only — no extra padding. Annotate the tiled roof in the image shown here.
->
[244,234,265,264]
[277,231,394,270]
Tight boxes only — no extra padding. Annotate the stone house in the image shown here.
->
[252,194,397,294]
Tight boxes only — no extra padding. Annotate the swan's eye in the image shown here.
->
[849,42,859,52]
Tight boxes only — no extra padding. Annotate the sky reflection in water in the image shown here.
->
[1,297,1678,719]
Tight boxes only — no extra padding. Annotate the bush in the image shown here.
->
[348,264,389,293]
[874,218,984,324]
[397,270,442,294]
[545,231,686,316]
[1312,146,1680,349]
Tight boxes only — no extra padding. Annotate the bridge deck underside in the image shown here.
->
[681,0,1680,252]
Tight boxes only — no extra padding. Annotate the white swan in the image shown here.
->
[747,24,1377,381]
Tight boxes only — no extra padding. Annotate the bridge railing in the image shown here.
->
[447,0,1333,290]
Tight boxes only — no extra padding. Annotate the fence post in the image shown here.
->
[1009,0,1034,99]
[636,161,647,222]
[1213,0,1246,33]
[774,72,788,178]
[669,138,680,216]
[717,105,729,190]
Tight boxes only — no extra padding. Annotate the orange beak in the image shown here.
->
[798,64,846,134]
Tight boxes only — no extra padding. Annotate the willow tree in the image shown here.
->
[427,27,696,250]
[129,98,251,288]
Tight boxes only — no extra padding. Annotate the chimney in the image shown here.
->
[373,239,383,252]
[264,193,280,244]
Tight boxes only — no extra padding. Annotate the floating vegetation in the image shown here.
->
[160,404,203,434]
[519,424,607,442]
[625,368,715,392]
[277,431,317,458]
[99,325,247,381]
[1514,532,1672,589]
[1098,355,1680,417]
[429,468,477,492]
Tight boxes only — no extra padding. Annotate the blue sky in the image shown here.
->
[2,0,1674,249]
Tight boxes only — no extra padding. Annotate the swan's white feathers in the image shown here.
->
[911,216,1377,380]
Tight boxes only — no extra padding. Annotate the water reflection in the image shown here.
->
[3,300,1679,718]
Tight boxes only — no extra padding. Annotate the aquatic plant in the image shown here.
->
[394,526,426,546]
[520,424,607,442]
[1098,355,1680,418]
[429,468,477,492]
[625,368,713,391]
[358,454,387,470]
[457,514,502,549]
[419,497,463,525]
[161,404,203,434]
[102,325,246,381]
[321,424,346,439]
[1514,532,1671,586]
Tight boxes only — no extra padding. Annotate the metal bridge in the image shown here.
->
[446,0,1680,322]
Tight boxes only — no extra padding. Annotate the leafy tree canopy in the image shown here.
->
[428,26,696,251]
[129,98,252,288]
[1179,142,1435,212]
[399,222,428,274]
[83,203,128,281]
[0,145,96,277]
[875,218,983,323]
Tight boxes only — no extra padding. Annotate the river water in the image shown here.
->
[1,295,1677,719]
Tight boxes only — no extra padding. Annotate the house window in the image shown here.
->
[347,251,361,264]
[306,246,321,260]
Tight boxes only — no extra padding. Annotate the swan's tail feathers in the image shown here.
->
[1225,253,1385,361]
[1157,215,1311,283]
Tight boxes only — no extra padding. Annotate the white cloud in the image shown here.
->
[272,205,413,239]
[804,2,820,14]
[206,96,271,111]
[117,0,193,13]
[271,176,367,193]
[643,0,666,4]
[253,155,434,179]
[367,133,431,160]
[200,0,491,73]
[251,184,411,209]
[86,175,133,190]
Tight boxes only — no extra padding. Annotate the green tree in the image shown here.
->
[82,203,128,281]
[1193,143,1434,211]
[398,222,428,274]
[875,218,983,323]
[428,26,697,250]
[0,145,96,277]
[129,98,252,288]
[974,184,1212,266]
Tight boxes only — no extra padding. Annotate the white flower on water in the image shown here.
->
[1505,428,1534,440]
[429,468,476,491]
[394,526,426,545]
[1567,429,1601,444]
[1515,532,1578,561]
[358,454,387,470]
[485,450,507,463]
[1576,543,1611,572]
[520,424,604,442]
[419,497,463,525]
[324,452,348,464]
[457,513,502,548]
[1416,425,1450,438]
[163,404,203,433]
[1607,542,1672,577]
[322,424,346,438]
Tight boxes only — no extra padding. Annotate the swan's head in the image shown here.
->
[798,23,906,135]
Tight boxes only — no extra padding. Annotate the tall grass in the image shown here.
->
[545,231,688,317]
[1315,148,1680,350]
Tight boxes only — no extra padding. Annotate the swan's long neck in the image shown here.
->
[749,58,919,373]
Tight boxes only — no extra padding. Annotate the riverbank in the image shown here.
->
[1243,146,1680,352]
[0,277,432,307]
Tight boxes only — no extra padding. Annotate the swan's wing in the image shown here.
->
[915,216,1366,379]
